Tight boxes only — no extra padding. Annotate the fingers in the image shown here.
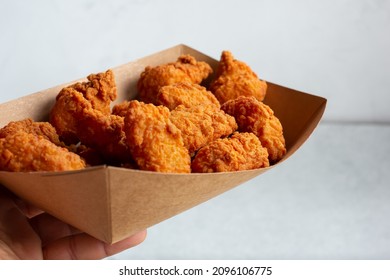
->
[30,212,146,257]
[12,198,44,218]
[0,186,43,218]
[0,190,43,259]
[103,230,147,257]
[42,230,147,260]
[1,186,148,260]
[29,213,81,246]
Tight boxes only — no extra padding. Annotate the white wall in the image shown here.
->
[1,0,389,122]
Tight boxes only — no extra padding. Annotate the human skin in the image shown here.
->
[0,187,146,260]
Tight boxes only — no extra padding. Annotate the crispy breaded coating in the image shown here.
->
[221,96,286,163]
[0,118,63,146]
[137,55,213,104]
[170,105,237,156]
[68,69,117,114]
[209,51,267,104]
[112,100,132,117]
[124,101,191,173]
[49,70,117,144]
[76,107,130,164]
[0,131,85,172]
[191,132,269,173]
[50,81,130,164]
[156,82,220,110]
[49,88,93,144]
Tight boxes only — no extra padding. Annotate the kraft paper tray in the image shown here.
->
[0,44,327,243]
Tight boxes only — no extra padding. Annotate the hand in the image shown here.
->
[0,186,146,260]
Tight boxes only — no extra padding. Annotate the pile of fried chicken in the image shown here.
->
[0,51,286,173]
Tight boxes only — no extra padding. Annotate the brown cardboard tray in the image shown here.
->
[0,44,327,243]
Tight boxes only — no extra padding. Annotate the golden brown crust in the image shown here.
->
[49,88,92,144]
[156,82,220,110]
[191,132,269,173]
[170,105,237,156]
[75,108,130,164]
[2,52,287,174]
[48,69,131,164]
[0,118,63,147]
[209,51,267,104]
[137,55,213,104]
[221,96,286,163]
[124,101,191,173]
[49,70,117,144]
[112,100,132,117]
[0,131,85,172]
[69,69,117,114]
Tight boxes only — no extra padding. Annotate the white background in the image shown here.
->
[1,0,390,123]
[0,0,389,260]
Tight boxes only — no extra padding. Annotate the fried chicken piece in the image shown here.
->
[124,101,190,173]
[0,131,86,172]
[49,70,117,144]
[209,51,267,104]
[170,105,237,156]
[191,132,269,173]
[221,96,286,163]
[50,83,130,164]
[49,88,93,144]
[112,100,132,117]
[0,118,63,146]
[76,107,130,164]
[156,82,220,110]
[137,55,213,104]
[68,69,117,114]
